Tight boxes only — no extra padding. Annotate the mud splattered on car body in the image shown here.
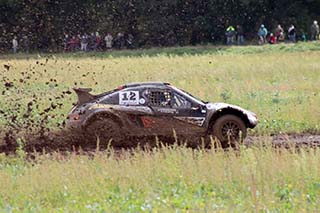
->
[67,82,258,147]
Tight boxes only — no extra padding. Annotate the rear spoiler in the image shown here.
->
[73,88,95,105]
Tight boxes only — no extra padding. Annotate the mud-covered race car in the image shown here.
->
[67,82,258,147]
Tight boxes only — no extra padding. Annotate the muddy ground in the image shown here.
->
[1,128,320,155]
[246,134,320,147]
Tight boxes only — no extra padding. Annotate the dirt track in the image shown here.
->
[1,128,320,154]
[247,134,320,147]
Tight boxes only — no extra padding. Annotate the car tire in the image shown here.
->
[211,115,247,148]
[85,118,122,145]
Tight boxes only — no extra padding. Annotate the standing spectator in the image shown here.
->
[63,33,70,52]
[126,33,134,49]
[114,33,120,49]
[225,25,236,45]
[288,25,296,42]
[115,32,125,49]
[22,35,29,53]
[94,32,101,51]
[269,33,277,44]
[89,32,96,51]
[75,34,81,50]
[301,31,307,42]
[236,25,244,45]
[257,24,268,45]
[119,33,125,49]
[80,34,88,51]
[166,30,177,46]
[275,25,285,42]
[12,36,18,53]
[104,33,113,50]
[69,36,77,52]
[311,20,319,41]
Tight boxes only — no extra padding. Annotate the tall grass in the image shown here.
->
[0,143,319,211]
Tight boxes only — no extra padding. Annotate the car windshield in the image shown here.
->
[173,92,192,108]
[169,86,205,105]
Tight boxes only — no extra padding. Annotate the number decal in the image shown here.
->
[119,91,139,105]
[122,92,128,101]
[129,92,136,100]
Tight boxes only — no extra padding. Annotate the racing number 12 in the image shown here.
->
[119,91,140,105]
[122,92,136,101]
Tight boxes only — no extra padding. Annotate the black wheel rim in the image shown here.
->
[221,121,241,140]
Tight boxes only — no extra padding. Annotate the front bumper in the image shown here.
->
[247,112,259,128]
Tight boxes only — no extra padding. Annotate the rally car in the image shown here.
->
[67,82,258,147]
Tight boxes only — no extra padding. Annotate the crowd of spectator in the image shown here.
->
[11,34,30,53]
[225,21,320,45]
[62,31,134,52]
[9,20,320,53]
[9,31,134,54]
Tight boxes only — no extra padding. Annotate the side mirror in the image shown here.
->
[192,105,207,114]
[201,107,207,114]
[191,106,199,111]
[200,105,207,114]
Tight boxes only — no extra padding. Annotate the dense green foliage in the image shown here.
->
[1,0,320,51]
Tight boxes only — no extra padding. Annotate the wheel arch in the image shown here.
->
[83,111,123,129]
[209,108,252,130]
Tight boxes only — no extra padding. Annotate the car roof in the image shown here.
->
[96,82,171,101]
[122,82,170,88]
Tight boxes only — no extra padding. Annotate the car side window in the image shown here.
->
[146,89,172,107]
[100,92,119,104]
[172,92,192,108]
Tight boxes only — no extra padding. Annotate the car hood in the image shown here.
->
[206,102,258,126]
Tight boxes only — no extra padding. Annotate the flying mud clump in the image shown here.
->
[0,58,101,154]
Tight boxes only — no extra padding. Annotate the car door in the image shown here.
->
[170,91,207,135]
[139,88,206,136]
[137,88,182,136]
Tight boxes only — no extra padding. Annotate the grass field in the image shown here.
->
[1,42,320,134]
[0,42,320,211]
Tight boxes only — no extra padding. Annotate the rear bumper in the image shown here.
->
[66,119,82,130]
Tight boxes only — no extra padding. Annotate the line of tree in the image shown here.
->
[0,0,319,52]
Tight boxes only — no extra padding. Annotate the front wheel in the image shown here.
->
[211,115,247,148]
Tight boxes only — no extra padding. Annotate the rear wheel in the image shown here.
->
[86,118,122,145]
[211,115,247,148]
